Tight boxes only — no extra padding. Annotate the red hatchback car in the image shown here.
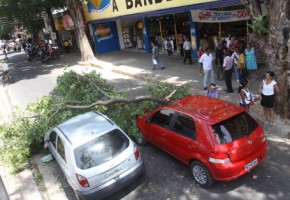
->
[136,95,267,187]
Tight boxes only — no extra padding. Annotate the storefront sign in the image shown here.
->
[191,9,250,23]
[84,0,218,22]
[94,23,113,42]
[62,14,75,30]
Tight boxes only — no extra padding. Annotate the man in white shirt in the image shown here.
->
[226,34,232,48]
[231,46,240,81]
[199,47,215,90]
[223,51,234,93]
[183,37,193,65]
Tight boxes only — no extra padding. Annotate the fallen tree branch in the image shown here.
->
[48,95,169,123]
[70,71,111,98]
[64,96,166,109]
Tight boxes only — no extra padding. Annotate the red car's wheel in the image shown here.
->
[191,161,214,187]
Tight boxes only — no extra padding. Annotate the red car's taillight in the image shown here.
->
[209,152,231,164]
[76,174,90,188]
[134,144,140,160]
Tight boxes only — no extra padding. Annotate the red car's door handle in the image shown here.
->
[188,143,194,149]
[161,132,167,136]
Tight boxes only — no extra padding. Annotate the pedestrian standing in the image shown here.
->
[3,45,8,59]
[237,50,247,82]
[199,47,214,90]
[231,47,240,82]
[151,41,164,70]
[223,51,234,93]
[197,46,204,76]
[245,43,257,80]
[68,38,73,53]
[239,80,252,111]
[183,37,193,65]
[215,43,224,80]
[258,71,279,126]
[226,34,232,49]
[64,40,70,54]
[166,38,173,62]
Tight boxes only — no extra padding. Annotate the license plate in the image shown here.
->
[244,158,258,171]
[104,167,123,180]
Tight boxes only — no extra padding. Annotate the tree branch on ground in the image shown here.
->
[70,71,111,98]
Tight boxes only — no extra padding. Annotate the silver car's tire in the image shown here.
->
[191,161,214,188]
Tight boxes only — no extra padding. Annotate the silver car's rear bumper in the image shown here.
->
[76,159,145,200]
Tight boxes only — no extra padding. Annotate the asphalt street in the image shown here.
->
[1,51,290,200]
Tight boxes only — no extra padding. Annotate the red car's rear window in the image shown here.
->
[211,112,258,144]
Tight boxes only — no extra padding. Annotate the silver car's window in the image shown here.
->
[212,112,258,144]
[74,129,129,170]
[49,131,57,148]
[57,137,66,162]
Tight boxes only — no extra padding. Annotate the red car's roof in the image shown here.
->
[169,95,244,124]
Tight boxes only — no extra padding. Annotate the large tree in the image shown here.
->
[0,0,95,61]
[242,0,290,119]
[67,0,95,61]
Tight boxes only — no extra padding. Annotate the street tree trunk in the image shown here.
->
[242,0,290,119]
[68,0,96,61]
[45,7,62,49]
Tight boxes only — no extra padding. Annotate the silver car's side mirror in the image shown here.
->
[44,140,49,149]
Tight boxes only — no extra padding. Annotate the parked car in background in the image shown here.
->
[44,111,145,200]
[137,95,267,187]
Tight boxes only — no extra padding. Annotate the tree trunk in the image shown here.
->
[242,0,290,119]
[68,0,96,61]
[45,7,62,49]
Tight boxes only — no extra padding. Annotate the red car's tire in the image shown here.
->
[191,161,214,188]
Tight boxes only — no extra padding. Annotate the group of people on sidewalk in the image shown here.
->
[198,35,279,126]
[149,36,279,126]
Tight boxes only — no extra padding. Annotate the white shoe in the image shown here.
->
[237,79,239,82]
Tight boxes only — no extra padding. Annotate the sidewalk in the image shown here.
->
[69,50,290,138]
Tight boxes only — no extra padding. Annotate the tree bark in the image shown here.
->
[68,0,96,61]
[45,7,62,49]
[242,0,290,119]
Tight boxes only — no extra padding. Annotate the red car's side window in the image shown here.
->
[172,113,196,139]
[151,109,175,129]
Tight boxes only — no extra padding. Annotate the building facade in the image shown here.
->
[84,0,249,58]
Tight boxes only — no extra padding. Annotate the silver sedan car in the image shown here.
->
[44,111,145,200]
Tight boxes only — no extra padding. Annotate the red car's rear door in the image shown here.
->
[163,112,199,164]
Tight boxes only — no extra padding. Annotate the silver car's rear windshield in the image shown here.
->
[211,112,258,144]
[74,129,129,170]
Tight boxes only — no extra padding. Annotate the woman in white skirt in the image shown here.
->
[258,71,279,126]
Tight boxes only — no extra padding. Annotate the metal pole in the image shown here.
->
[159,19,162,41]
[218,22,222,42]
[173,14,178,52]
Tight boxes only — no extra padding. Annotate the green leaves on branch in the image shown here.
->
[248,15,270,35]
[0,70,190,171]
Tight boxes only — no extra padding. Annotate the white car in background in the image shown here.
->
[44,111,145,200]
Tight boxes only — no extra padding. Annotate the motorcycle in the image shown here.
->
[0,63,14,84]
[41,45,59,63]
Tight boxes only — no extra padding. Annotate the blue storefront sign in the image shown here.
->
[92,22,120,54]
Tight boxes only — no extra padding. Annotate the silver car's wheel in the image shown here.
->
[191,161,214,187]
